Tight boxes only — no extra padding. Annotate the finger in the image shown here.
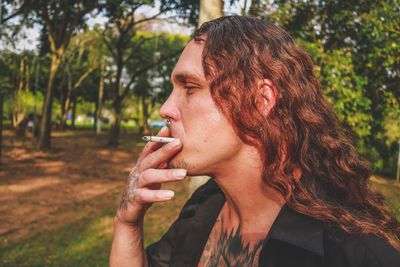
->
[130,188,175,203]
[140,139,182,171]
[140,126,170,160]
[138,168,187,188]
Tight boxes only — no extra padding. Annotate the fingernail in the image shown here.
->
[173,169,187,178]
[162,191,175,199]
[168,139,180,149]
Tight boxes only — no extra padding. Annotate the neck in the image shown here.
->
[211,145,286,233]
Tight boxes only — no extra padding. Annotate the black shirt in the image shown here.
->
[146,179,400,267]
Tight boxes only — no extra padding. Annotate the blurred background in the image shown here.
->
[0,0,399,266]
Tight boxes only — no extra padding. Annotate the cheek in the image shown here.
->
[201,113,224,144]
[187,99,224,140]
[189,110,236,153]
[180,91,238,151]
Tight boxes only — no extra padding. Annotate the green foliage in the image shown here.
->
[300,40,372,138]
[128,31,189,99]
[0,56,13,97]
[383,97,400,145]
[253,0,400,177]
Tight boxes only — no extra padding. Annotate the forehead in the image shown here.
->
[171,40,205,82]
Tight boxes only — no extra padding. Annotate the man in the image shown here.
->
[110,16,400,267]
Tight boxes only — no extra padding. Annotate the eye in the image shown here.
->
[184,84,199,95]
[185,86,196,95]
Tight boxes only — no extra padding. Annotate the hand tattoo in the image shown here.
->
[119,165,140,211]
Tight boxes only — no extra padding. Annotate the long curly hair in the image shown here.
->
[193,16,400,251]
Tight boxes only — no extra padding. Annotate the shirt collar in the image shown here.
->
[204,179,326,257]
[267,205,325,257]
[177,179,325,265]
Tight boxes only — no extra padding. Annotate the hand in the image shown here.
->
[115,126,185,227]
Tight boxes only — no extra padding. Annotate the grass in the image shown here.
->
[0,186,191,267]
[371,176,400,220]
[1,210,115,267]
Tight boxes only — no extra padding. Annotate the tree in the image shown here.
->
[0,53,13,165]
[130,32,187,133]
[101,0,193,145]
[57,29,105,130]
[17,0,99,149]
[0,0,30,25]
[198,0,223,26]
[0,50,39,136]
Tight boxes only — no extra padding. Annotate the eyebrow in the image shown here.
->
[172,71,204,84]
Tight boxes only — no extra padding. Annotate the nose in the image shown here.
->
[159,91,180,122]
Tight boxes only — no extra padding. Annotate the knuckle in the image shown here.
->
[136,173,144,187]
[139,169,153,186]
[133,189,143,202]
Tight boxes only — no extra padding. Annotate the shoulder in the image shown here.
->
[324,227,400,267]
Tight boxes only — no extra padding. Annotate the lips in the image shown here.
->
[167,126,182,141]
[167,127,177,139]
[169,133,181,142]
[168,132,178,139]
[171,134,179,140]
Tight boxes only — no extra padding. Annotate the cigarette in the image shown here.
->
[142,136,177,143]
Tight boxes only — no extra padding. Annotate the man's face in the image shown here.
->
[159,40,244,175]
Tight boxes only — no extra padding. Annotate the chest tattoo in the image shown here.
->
[199,222,264,267]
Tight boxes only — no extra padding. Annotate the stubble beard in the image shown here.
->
[168,159,190,170]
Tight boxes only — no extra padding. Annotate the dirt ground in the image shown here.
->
[0,130,138,244]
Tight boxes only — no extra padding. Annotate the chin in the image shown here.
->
[168,156,198,174]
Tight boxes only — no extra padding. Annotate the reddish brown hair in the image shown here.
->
[194,16,400,250]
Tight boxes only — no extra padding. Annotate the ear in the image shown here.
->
[256,79,277,116]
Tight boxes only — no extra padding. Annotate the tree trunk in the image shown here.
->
[139,96,151,135]
[60,106,68,131]
[248,0,261,16]
[60,87,73,131]
[198,0,223,27]
[59,69,68,131]
[108,98,122,146]
[0,94,3,165]
[135,96,140,130]
[12,58,25,130]
[71,94,77,129]
[108,54,123,146]
[38,53,62,149]
[93,101,98,130]
[95,58,105,134]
